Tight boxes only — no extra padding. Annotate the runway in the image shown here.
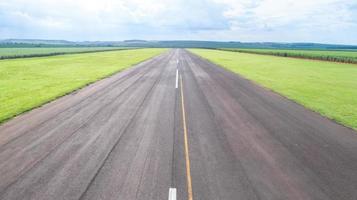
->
[0,49,356,200]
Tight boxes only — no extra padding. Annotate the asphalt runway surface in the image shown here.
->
[0,49,356,200]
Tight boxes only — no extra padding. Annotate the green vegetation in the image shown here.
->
[190,49,357,130]
[219,48,357,64]
[0,47,133,59]
[0,48,166,123]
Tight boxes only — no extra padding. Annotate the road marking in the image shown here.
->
[177,59,179,64]
[180,75,193,200]
[168,188,177,200]
[175,69,179,89]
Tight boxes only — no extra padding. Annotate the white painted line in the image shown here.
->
[177,59,179,64]
[175,69,179,89]
[168,188,177,200]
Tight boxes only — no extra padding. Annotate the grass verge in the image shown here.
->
[218,48,357,64]
[189,48,357,130]
[0,48,166,123]
[0,47,135,60]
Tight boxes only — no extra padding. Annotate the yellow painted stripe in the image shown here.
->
[180,75,193,200]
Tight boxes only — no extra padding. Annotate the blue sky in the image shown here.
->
[0,0,357,44]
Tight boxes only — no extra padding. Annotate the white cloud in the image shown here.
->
[0,0,356,44]
[211,0,357,44]
[213,0,356,29]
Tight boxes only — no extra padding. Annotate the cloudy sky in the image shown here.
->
[0,0,357,44]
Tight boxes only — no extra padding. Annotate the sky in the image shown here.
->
[0,0,357,44]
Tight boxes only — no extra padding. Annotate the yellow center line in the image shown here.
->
[180,74,193,200]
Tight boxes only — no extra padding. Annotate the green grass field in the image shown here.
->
[0,47,131,59]
[190,49,357,130]
[219,48,357,64]
[0,48,166,123]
